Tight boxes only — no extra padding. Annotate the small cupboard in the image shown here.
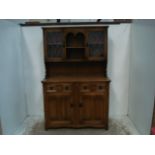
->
[42,27,110,129]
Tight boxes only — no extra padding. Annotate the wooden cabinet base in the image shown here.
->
[43,79,110,129]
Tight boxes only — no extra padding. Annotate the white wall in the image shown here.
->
[0,20,27,134]
[21,24,131,118]
[128,20,155,134]
[108,24,131,117]
[21,27,45,117]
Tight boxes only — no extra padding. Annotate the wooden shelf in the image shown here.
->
[45,57,105,62]
[88,43,104,45]
[88,57,105,61]
[63,59,87,62]
[20,21,121,27]
[45,58,64,62]
[48,43,63,45]
[66,47,85,48]
[42,76,110,83]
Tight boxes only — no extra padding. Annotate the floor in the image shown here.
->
[23,116,139,135]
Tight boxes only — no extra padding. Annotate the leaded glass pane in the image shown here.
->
[88,44,104,57]
[88,31,104,44]
[47,31,64,58]
[47,45,64,57]
[88,31,104,57]
[47,32,63,44]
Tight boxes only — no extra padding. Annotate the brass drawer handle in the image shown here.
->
[79,103,83,107]
[83,86,88,90]
[97,84,105,92]
[98,85,103,90]
[70,103,74,108]
[47,90,56,92]
[47,86,57,92]
[64,85,71,91]
[65,86,69,90]
[81,85,90,92]
[79,98,83,107]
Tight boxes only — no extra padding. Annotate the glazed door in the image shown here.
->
[87,29,105,59]
[44,29,65,61]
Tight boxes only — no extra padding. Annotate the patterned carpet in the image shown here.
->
[27,119,132,135]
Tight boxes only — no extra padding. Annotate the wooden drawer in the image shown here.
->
[62,83,72,93]
[45,83,72,93]
[46,84,60,93]
[95,83,107,92]
[80,83,91,92]
[79,82,107,93]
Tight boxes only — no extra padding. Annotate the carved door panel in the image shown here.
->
[44,83,75,128]
[78,94,106,127]
[45,94,74,128]
[77,82,108,128]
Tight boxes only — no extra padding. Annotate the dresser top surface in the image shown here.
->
[42,76,110,83]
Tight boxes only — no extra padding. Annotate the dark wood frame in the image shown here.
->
[20,19,132,27]
[42,26,110,129]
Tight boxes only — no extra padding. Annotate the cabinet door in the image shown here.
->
[78,94,106,127]
[77,83,108,128]
[87,29,107,60]
[44,83,75,128]
[44,29,65,61]
[45,94,74,128]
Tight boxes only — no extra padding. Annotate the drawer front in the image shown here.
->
[45,83,73,93]
[46,84,60,93]
[95,83,107,92]
[80,83,91,93]
[79,82,108,93]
